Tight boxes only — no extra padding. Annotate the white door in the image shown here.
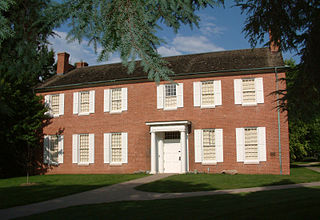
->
[163,139,181,173]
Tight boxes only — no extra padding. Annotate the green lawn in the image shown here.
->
[136,167,320,193]
[20,186,320,220]
[0,174,146,209]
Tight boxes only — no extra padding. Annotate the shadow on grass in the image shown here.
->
[19,186,320,220]
[0,184,109,209]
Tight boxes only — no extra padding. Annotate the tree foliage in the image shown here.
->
[0,0,55,178]
[236,0,320,120]
[59,0,223,82]
[285,60,320,161]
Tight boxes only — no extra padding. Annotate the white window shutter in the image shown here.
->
[255,78,264,104]
[177,83,184,108]
[58,135,64,163]
[59,94,64,116]
[73,92,79,114]
[157,85,164,109]
[236,128,245,162]
[214,80,222,106]
[194,129,202,163]
[104,89,110,112]
[43,135,49,164]
[193,82,201,107]
[122,88,128,111]
[44,95,52,116]
[122,132,128,163]
[89,134,94,163]
[258,127,267,161]
[89,90,95,113]
[215,129,223,162]
[72,134,78,163]
[104,133,111,163]
[234,79,242,104]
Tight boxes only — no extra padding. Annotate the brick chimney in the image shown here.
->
[76,62,89,68]
[57,52,74,75]
[269,30,280,52]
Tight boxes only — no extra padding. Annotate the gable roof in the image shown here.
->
[37,47,284,91]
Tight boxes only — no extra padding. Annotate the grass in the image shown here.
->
[136,167,320,193]
[0,174,146,209]
[20,186,320,220]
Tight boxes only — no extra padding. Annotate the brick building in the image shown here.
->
[36,46,289,175]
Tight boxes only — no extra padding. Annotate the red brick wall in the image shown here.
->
[39,71,290,175]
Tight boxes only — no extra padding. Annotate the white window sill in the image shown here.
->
[110,110,122,114]
[242,103,257,107]
[244,160,260,164]
[78,112,90,116]
[110,162,122,166]
[200,105,215,109]
[78,162,90,166]
[163,107,178,111]
[202,161,217,165]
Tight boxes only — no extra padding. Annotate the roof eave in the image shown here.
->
[36,65,288,93]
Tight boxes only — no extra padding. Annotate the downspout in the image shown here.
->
[275,67,282,175]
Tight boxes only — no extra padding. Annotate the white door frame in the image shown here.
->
[146,121,190,174]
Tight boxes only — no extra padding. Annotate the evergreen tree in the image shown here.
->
[0,0,56,178]
[59,0,224,82]
[236,0,320,120]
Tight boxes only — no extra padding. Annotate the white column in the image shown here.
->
[150,132,156,174]
[158,133,164,173]
[180,130,187,173]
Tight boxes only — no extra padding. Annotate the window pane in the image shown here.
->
[80,92,90,113]
[79,134,89,163]
[242,79,256,103]
[51,95,60,115]
[111,133,122,162]
[165,84,177,108]
[111,88,122,111]
[49,135,59,163]
[165,132,180,140]
[244,128,258,160]
[201,81,214,106]
[203,129,216,161]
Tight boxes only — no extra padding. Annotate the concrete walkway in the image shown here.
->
[296,162,320,173]
[1,174,320,220]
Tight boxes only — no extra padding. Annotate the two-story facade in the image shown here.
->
[37,47,290,175]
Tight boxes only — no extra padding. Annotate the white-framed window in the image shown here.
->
[73,90,95,115]
[165,84,177,108]
[80,91,90,113]
[194,128,223,164]
[43,135,64,164]
[157,83,183,110]
[79,134,89,163]
[234,77,264,105]
[111,133,122,163]
[203,129,216,162]
[44,94,64,117]
[236,127,266,164]
[104,88,127,113]
[72,133,94,164]
[104,132,128,165]
[193,80,222,108]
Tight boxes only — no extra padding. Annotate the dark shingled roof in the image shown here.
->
[38,47,284,90]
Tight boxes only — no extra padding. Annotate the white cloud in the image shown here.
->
[198,14,226,36]
[157,46,182,57]
[48,31,102,65]
[171,35,224,54]
[49,30,224,67]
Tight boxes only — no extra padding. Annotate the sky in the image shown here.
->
[48,2,299,66]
